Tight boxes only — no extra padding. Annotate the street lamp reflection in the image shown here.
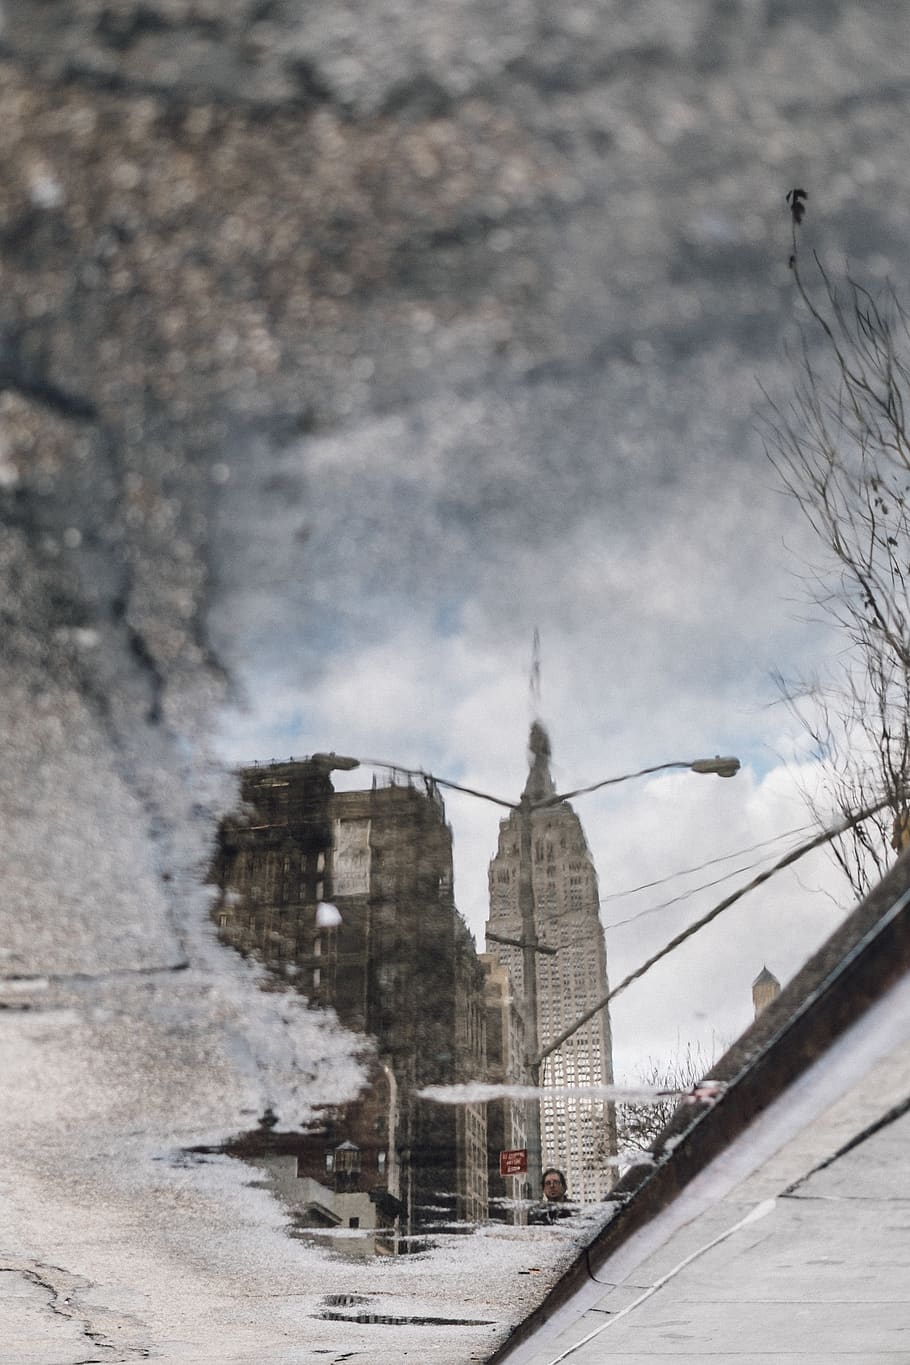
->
[689,756,741,777]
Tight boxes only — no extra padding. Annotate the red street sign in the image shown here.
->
[499,1149,528,1177]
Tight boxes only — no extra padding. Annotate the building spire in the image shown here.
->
[522,631,556,800]
[529,627,542,714]
[523,719,556,802]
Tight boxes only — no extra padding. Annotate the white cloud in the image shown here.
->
[207,135,874,1108]
[597,761,850,1081]
[216,617,856,1089]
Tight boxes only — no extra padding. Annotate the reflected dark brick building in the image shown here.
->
[211,757,490,1242]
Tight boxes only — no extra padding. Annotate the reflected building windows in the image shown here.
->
[485,724,617,1202]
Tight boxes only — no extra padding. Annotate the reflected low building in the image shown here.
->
[211,758,492,1243]
[226,1061,402,1257]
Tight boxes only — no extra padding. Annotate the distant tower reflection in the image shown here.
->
[752,965,781,1018]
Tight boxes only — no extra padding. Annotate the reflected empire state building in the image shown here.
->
[485,724,617,1201]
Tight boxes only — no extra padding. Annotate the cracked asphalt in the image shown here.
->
[4,2,910,1360]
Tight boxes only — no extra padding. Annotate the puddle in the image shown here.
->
[199,759,614,1263]
[204,762,531,1262]
[314,1293,494,1328]
[179,1123,579,1264]
[184,1121,457,1261]
[315,1309,496,1327]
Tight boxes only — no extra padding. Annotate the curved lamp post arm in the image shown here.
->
[352,756,517,810]
[347,754,742,813]
[534,755,741,808]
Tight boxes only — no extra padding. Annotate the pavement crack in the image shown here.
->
[782,1091,910,1196]
[111,586,166,727]
[1,1261,149,1360]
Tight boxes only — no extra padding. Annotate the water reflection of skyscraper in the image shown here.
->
[486,725,618,1203]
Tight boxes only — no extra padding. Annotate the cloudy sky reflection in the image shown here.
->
[212,1,910,1083]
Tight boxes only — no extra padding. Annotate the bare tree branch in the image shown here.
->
[765,203,910,896]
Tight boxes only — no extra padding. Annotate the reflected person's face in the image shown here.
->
[543,1173,566,1200]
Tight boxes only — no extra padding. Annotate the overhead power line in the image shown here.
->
[603,834,816,931]
[599,823,816,904]
[537,793,892,1066]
